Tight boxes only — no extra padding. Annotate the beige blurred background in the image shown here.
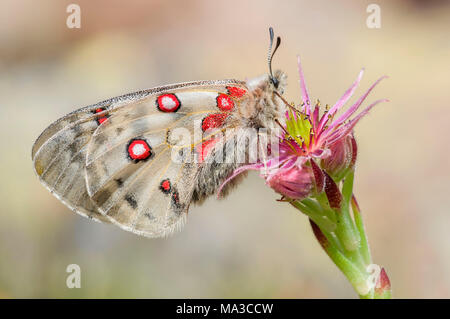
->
[0,0,449,298]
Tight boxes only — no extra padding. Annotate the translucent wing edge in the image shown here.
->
[104,206,188,238]
[32,165,106,223]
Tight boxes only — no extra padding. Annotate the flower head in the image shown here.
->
[266,161,313,200]
[276,57,387,164]
[218,57,388,199]
[321,134,357,181]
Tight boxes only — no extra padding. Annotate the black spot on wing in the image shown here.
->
[114,178,124,187]
[144,212,155,220]
[125,193,138,209]
[171,188,185,216]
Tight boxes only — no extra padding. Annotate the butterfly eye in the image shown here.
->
[271,76,280,89]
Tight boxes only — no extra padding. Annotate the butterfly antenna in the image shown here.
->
[268,27,281,88]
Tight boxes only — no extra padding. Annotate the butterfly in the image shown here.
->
[32,28,288,238]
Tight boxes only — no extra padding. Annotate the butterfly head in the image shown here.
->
[246,69,286,93]
[269,69,287,95]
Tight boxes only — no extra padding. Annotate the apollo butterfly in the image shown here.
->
[32,28,287,237]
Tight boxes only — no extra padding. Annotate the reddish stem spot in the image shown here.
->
[310,159,324,193]
[375,268,391,294]
[309,219,329,249]
[350,135,358,167]
[324,172,342,209]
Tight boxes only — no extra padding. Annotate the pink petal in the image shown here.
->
[317,69,365,133]
[297,55,311,115]
[326,99,389,144]
[310,148,331,159]
[322,75,387,137]
[312,103,320,132]
[280,157,298,169]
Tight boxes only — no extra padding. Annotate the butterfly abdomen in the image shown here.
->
[192,162,243,203]
[192,145,247,204]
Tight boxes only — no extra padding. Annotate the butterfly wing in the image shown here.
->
[31,95,148,222]
[32,80,250,237]
[85,81,250,237]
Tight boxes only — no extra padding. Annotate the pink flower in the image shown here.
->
[321,134,357,181]
[294,56,388,154]
[265,159,314,200]
[219,57,388,199]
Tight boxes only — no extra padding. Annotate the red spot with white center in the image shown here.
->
[216,94,234,111]
[160,179,171,194]
[127,139,152,161]
[157,94,181,112]
[227,86,247,98]
[201,113,228,132]
[94,108,108,125]
[196,138,218,163]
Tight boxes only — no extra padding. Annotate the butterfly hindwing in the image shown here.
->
[32,102,117,222]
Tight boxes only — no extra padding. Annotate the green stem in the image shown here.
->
[290,200,336,233]
[309,220,371,296]
[293,169,392,298]
[335,170,361,252]
[302,198,336,222]
[352,195,372,265]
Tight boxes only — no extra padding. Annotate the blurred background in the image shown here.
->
[0,0,449,298]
